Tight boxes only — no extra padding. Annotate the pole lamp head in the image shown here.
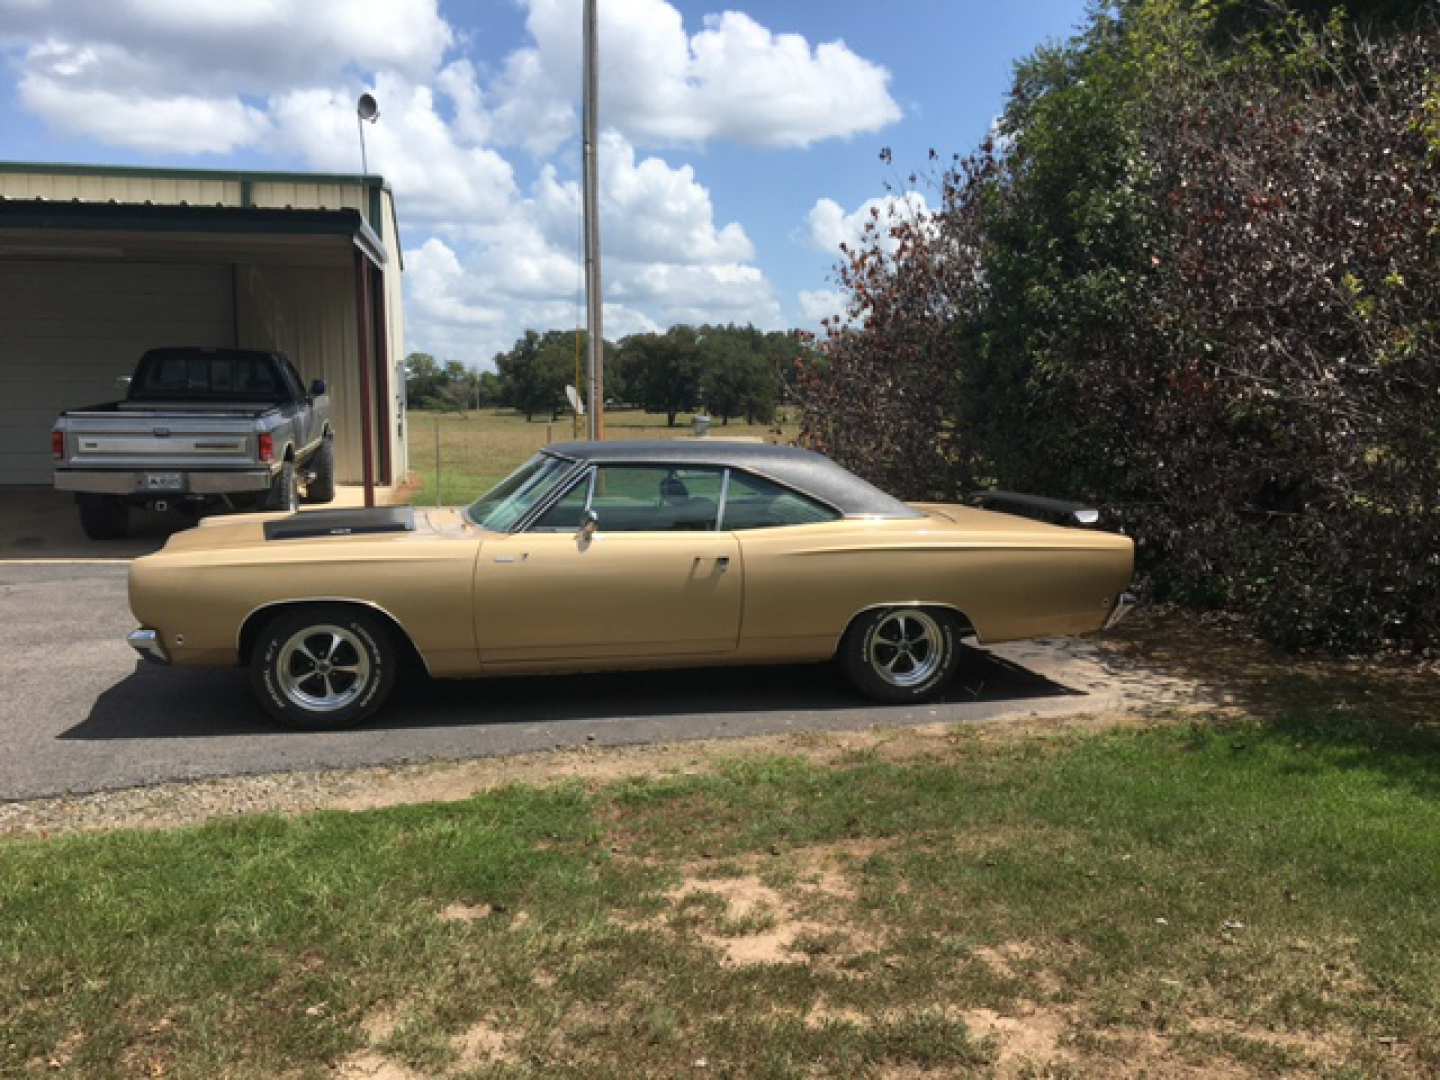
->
[355,93,380,174]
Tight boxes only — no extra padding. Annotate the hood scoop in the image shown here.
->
[264,506,416,541]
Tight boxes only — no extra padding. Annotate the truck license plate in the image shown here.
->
[144,473,183,491]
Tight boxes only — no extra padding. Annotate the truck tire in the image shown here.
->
[303,435,336,504]
[77,494,129,541]
[263,461,299,513]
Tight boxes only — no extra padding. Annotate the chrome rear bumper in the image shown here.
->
[1103,592,1137,631]
[55,469,273,495]
[127,628,169,664]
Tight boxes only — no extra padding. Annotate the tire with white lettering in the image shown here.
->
[250,605,397,730]
[840,607,961,704]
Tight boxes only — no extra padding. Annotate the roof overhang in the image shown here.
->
[0,199,387,268]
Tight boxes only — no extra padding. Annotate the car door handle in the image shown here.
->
[694,555,730,572]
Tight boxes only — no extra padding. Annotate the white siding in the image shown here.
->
[0,260,234,484]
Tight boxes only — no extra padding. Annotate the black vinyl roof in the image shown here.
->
[544,440,922,518]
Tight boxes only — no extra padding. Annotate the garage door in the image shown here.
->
[0,260,234,484]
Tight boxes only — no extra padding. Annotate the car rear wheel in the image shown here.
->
[840,607,961,704]
[77,493,128,540]
[250,605,397,729]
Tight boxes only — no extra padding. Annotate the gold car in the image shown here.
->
[126,441,1135,729]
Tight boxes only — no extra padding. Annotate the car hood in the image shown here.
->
[153,506,473,555]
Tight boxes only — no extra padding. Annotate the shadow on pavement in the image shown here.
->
[62,646,1083,741]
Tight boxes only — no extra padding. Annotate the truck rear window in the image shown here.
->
[129,350,286,402]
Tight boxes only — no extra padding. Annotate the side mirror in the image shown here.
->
[310,378,327,396]
[577,508,599,542]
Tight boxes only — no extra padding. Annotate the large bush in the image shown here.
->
[799,4,1440,653]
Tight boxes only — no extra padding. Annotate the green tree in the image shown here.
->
[403,352,446,409]
[620,327,701,426]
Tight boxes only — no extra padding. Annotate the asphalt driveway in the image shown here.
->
[0,560,1138,801]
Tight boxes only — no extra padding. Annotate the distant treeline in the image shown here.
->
[405,324,807,426]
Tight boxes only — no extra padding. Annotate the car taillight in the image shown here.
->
[258,433,274,462]
[51,431,64,460]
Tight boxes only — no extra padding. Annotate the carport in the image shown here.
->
[0,163,409,533]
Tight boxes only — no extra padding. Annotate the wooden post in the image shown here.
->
[353,250,376,509]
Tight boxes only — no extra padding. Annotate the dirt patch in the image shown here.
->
[960,1006,1073,1076]
[452,1018,512,1065]
[436,902,492,923]
[650,840,886,967]
[972,941,1067,997]
[334,1050,426,1080]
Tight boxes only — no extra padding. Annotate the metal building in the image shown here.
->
[0,162,407,504]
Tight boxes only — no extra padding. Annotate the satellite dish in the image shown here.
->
[356,93,380,122]
[565,384,585,415]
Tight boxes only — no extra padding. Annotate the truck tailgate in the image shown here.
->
[60,410,274,469]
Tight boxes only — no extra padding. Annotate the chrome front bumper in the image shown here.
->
[1103,592,1137,631]
[127,628,170,664]
[55,469,274,495]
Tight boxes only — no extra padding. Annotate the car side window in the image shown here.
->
[529,470,593,531]
[722,471,841,530]
[530,465,723,532]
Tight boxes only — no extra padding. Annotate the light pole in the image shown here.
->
[581,0,605,439]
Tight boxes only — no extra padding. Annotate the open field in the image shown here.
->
[403,407,800,506]
[4,638,1439,1078]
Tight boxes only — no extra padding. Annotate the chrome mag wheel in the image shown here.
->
[867,609,944,688]
[276,624,371,712]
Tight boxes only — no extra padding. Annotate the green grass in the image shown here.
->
[403,407,798,506]
[4,709,1440,1077]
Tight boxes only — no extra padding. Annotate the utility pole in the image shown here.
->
[582,0,605,439]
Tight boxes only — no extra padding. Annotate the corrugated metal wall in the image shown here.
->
[0,173,241,206]
[0,260,233,484]
[234,264,369,484]
[379,189,407,479]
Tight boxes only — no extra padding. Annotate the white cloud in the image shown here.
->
[400,131,781,367]
[268,73,517,224]
[798,288,848,326]
[807,191,932,256]
[19,42,270,153]
[492,0,902,155]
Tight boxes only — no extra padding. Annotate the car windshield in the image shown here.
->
[463,453,577,531]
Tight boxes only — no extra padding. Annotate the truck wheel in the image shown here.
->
[77,494,129,540]
[303,435,336,504]
[839,607,962,704]
[263,461,299,513]
[250,605,397,730]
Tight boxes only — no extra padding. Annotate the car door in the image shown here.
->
[473,464,741,664]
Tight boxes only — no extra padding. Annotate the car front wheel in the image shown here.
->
[840,607,961,704]
[250,605,397,729]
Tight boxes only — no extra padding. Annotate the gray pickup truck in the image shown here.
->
[52,346,335,539]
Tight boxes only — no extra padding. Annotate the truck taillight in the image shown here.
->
[258,433,274,462]
[51,431,64,460]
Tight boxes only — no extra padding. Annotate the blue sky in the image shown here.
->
[0,0,1090,368]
